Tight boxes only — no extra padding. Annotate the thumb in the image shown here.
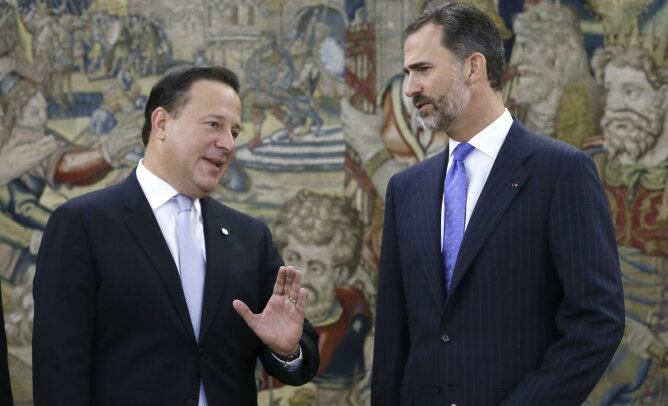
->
[232,299,257,328]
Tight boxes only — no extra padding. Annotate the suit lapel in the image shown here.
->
[198,197,233,342]
[446,123,534,299]
[122,171,196,339]
[417,149,449,309]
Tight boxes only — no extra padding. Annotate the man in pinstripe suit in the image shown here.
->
[371,3,625,405]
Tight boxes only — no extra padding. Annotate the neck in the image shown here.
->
[142,151,166,181]
[447,90,505,142]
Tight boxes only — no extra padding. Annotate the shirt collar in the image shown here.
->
[448,108,513,159]
[136,159,202,214]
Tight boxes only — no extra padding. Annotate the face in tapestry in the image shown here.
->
[601,65,666,163]
[282,235,347,321]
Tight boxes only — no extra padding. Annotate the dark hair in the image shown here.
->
[404,2,505,91]
[141,65,240,146]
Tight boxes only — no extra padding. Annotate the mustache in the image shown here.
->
[412,93,434,109]
[601,108,661,133]
[302,285,318,301]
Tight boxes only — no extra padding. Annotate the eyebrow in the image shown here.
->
[202,114,243,131]
[403,62,431,75]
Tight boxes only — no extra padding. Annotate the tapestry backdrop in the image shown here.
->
[1,0,667,404]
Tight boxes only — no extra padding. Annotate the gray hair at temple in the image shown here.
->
[273,190,363,272]
[403,2,505,91]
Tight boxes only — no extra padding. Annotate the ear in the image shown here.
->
[465,52,487,86]
[151,107,170,141]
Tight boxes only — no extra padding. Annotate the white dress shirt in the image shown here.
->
[135,159,303,371]
[441,109,513,247]
[136,159,206,271]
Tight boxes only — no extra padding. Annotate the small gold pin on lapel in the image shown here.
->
[511,183,519,188]
[221,227,229,236]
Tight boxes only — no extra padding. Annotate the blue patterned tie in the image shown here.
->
[175,194,208,406]
[442,143,474,292]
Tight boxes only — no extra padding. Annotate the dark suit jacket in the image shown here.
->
[371,121,624,405]
[0,284,13,406]
[33,170,319,406]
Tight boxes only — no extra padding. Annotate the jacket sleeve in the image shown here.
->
[500,150,625,405]
[371,176,410,406]
[257,224,320,385]
[33,203,96,406]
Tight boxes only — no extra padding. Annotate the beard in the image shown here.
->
[414,63,470,132]
[602,107,664,161]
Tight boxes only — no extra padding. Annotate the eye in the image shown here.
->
[283,250,301,263]
[624,88,638,98]
[308,261,327,276]
[231,129,240,139]
[206,121,220,129]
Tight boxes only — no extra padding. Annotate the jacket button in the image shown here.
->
[435,384,442,393]
[441,333,451,343]
[197,347,204,359]
[186,400,196,406]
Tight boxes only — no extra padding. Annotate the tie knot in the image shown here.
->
[175,194,194,213]
[452,143,474,161]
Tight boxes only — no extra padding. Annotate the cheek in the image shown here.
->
[307,273,329,288]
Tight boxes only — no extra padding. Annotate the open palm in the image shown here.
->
[233,266,307,356]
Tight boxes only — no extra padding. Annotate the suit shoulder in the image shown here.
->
[513,127,593,177]
[54,181,125,215]
[524,127,589,161]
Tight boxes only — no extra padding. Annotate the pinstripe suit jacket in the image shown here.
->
[371,121,624,406]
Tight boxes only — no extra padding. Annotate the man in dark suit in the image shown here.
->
[33,66,319,406]
[1,285,13,406]
[371,3,624,405]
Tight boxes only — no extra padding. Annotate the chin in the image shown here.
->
[192,180,219,196]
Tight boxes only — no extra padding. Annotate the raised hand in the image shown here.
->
[232,266,307,356]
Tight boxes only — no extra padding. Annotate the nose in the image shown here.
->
[403,73,422,98]
[215,129,235,152]
[605,88,627,110]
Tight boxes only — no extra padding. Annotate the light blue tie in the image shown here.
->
[442,143,474,292]
[175,194,207,406]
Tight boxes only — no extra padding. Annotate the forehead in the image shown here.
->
[604,65,649,84]
[28,92,47,105]
[183,79,241,116]
[284,236,335,260]
[403,22,455,67]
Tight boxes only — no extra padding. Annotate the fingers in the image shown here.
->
[274,266,304,309]
[272,266,287,295]
[286,268,302,304]
[295,287,307,315]
[232,299,256,329]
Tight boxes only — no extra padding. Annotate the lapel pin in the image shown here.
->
[221,227,229,236]
[511,183,519,188]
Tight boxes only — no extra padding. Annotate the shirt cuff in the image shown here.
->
[271,346,303,372]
